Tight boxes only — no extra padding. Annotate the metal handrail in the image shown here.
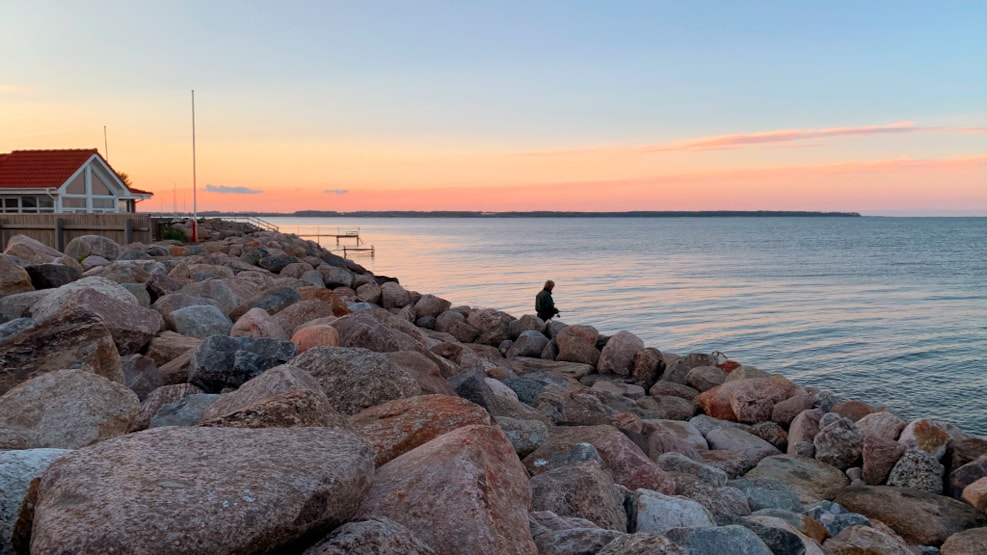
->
[222,215,279,232]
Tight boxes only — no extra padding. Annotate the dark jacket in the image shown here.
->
[535,288,559,320]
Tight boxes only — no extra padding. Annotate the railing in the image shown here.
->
[219,215,279,232]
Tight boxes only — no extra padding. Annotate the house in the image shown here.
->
[0,149,153,214]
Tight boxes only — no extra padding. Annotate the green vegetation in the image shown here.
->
[162,226,187,242]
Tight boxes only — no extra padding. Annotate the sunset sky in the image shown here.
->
[2,1,985,215]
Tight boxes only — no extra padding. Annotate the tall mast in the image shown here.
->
[191,89,198,241]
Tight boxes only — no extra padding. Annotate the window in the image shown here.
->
[21,197,37,212]
[92,198,115,209]
[62,197,87,208]
[91,172,111,195]
[66,172,86,194]
[1,198,18,212]
[118,199,131,212]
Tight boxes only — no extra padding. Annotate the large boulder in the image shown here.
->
[524,424,675,494]
[0,369,138,450]
[0,448,70,553]
[291,347,421,415]
[198,364,332,422]
[434,310,479,343]
[745,455,849,506]
[180,277,255,315]
[25,263,81,290]
[348,394,490,467]
[331,310,426,354]
[706,428,781,468]
[886,448,945,493]
[168,304,233,338]
[272,299,337,336]
[189,335,297,393]
[507,330,550,358]
[854,411,907,441]
[291,325,341,354]
[0,311,122,395]
[412,294,450,319]
[120,354,162,401]
[29,276,137,322]
[813,417,864,471]
[64,234,123,261]
[29,426,375,554]
[149,393,221,427]
[632,488,715,535]
[357,425,537,555]
[664,525,773,555]
[230,307,289,340]
[632,347,665,389]
[529,511,624,555]
[33,288,164,355]
[301,516,436,555]
[555,325,600,366]
[834,485,987,546]
[0,255,34,296]
[466,307,515,346]
[2,235,62,265]
[529,461,627,532]
[862,435,906,485]
[379,281,411,309]
[941,527,987,555]
[696,377,798,423]
[899,418,952,459]
[130,383,204,432]
[597,330,643,377]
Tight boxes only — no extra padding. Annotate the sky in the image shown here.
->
[1,1,985,215]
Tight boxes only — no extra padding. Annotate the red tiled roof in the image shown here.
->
[0,149,100,190]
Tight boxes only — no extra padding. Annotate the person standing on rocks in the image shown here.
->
[536,280,560,321]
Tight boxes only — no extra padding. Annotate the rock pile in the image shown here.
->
[2,221,987,554]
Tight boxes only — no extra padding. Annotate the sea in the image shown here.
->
[266,216,987,437]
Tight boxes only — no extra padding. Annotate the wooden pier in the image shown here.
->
[296,227,375,258]
[342,245,375,258]
[297,227,363,245]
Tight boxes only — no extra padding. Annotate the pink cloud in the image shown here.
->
[522,121,971,157]
[645,121,921,152]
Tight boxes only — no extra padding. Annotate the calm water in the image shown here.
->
[268,216,987,437]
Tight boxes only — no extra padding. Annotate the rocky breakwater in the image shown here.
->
[1,220,987,554]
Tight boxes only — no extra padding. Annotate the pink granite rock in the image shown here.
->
[861,435,906,485]
[854,411,907,441]
[685,366,727,392]
[31,426,374,554]
[771,393,815,427]
[272,299,338,336]
[348,394,491,466]
[556,325,601,367]
[697,377,797,423]
[291,325,340,353]
[358,424,537,555]
[787,409,824,455]
[597,330,644,377]
[525,425,676,494]
[231,307,290,340]
[0,369,139,450]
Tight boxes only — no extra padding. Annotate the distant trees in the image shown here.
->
[115,170,133,188]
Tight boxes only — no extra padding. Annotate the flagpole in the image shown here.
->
[191,89,198,242]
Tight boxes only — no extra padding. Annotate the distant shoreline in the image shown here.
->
[191,210,863,218]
